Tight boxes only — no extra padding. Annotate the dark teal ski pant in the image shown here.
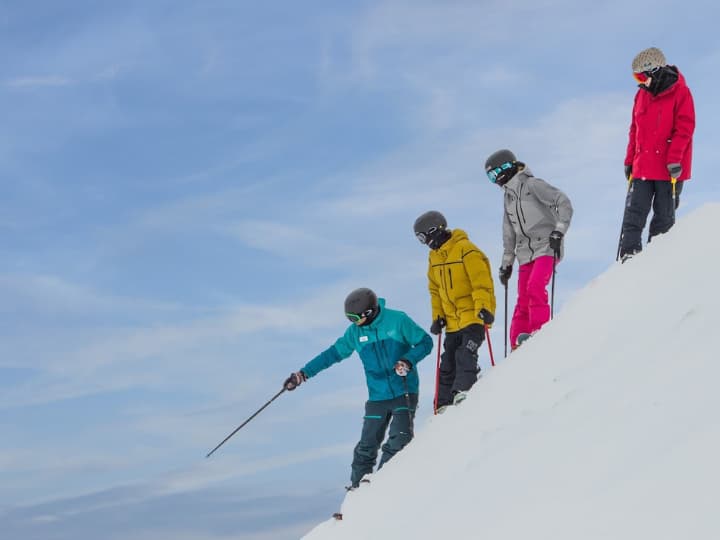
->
[350,394,418,487]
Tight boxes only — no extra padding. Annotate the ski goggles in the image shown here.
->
[415,226,438,245]
[632,66,660,84]
[486,161,514,183]
[346,309,374,323]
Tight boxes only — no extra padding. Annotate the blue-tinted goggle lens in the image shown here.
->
[487,161,514,183]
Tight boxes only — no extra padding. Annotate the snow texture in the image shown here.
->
[303,203,720,540]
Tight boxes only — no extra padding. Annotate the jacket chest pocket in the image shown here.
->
[437,265,454,291]
[505,196,518,222]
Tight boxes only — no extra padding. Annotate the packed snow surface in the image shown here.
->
[303,204,720,540]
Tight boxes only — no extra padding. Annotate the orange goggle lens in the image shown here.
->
[633,71,650,83]
[633,66,660,84]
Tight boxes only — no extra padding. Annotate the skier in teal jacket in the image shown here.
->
[283,288,433,488]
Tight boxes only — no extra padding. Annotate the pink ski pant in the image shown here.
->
[510,255,555,347]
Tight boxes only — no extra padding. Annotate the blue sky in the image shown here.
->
[1,1,718,538]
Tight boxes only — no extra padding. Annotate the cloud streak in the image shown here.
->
[5,76,72,88]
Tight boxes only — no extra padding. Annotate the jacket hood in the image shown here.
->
[362,297,387,328]
[674,67,688,86]
[429,228,468,254]
[503,167,534,191]
[672,68,689,94]
[448,228,469,244]
[641,66,687,97]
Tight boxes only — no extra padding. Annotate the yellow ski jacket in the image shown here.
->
[427,229,496,333]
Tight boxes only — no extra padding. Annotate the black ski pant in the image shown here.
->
[437,323,484,408]
[620,178,683,258]
[350,394,417,487]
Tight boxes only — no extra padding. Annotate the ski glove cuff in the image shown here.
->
[498,265,513,287]
[477,308,494,325]
[549,230,564,254]
[394,359,412,377]
[430,317,446,335]
[667,163,682,179]
[283,371,307,391]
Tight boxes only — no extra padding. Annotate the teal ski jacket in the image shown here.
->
[301,299,433,401]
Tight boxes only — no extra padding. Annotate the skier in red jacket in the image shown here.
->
[619,47,695,263]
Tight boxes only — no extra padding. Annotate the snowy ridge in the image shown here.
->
[303,203,720,540]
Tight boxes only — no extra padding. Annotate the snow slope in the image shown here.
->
[303,203,720,540]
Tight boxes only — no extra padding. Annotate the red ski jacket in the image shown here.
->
[624,69,695,181]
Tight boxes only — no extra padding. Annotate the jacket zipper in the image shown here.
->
[514,185,535,259]
[374,329,396,397]
[448,267,453,289]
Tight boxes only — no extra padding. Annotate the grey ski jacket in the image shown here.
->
[501,168,573,267]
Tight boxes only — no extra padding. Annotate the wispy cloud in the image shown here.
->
[0,273,182,315]
[156,444,353,496]
[5,76,72,88]
[2,443,351,515]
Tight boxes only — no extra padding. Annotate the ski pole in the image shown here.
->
[433,332,442,414]
[401,375,414,438]
[551,253,557,319]
[671,176,678,225]
[485,325,495,367]
[616,177,633,261]
[206,387,287,458]
[504,282,508,358]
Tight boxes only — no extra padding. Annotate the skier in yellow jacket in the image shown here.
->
[413,210,496,411]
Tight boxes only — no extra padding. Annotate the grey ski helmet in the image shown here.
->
[413,210,449,249]
[484,149,517,172]
[414,210,446,236]
[632,47,666,73]
[344,287,379,324]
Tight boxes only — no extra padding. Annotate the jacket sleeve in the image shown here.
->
[625,91,640,167]
[463,242,497,318]
[529,178,574,235]
[301,327,356,378]
[399,314,433,367]
[667,86,696,169]
[502,210,516,268]
[427,257,444,322]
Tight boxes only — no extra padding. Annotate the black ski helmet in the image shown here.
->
[413,210,449,249]
[413,210,447,236]
[485,149,520,186]
[344,287,379,324]
[484,149,517,172]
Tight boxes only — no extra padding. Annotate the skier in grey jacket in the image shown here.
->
[485,149,573,349]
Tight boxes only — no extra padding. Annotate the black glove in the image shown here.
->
[498,265,512,287]
[430,317,446,335]
[478,308,494,325]
[624,164,632,180]
[549,230,564,255]
[667,163,682,179]
[283,371,307,391]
